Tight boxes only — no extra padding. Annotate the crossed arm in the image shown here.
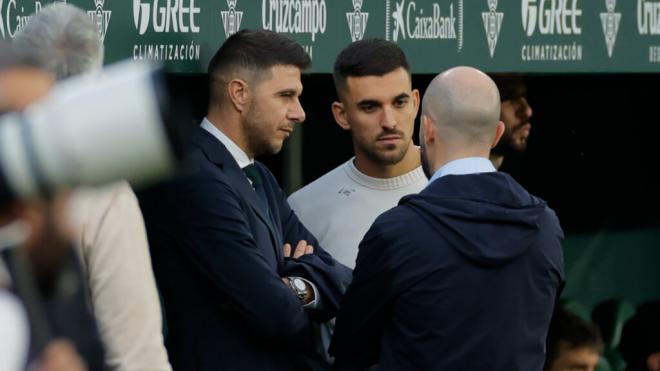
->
[166,175,350,345]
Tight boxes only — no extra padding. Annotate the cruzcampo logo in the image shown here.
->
[88,0,111,42]
[221,0,242,38]
[600,0,621,57]
[482,0,503,57]
[347,0,368,41]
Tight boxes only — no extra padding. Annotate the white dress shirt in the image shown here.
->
[201,118,253,168]
[428,157,496,186]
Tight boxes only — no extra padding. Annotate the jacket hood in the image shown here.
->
[402,172,548,267]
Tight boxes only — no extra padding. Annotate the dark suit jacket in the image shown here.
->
[330,172,564,371]
[139,127,351,371]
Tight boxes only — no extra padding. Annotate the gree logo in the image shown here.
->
[133,0,200,35]
[522,0,581,36]
[0,0,4,38]
[522,0,538,36]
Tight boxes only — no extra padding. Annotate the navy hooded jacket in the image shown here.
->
[330,171,565,371]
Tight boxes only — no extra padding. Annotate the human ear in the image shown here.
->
[227,79,250,113]
[421,114,436,145]
[411,89,421,114]
[491,121,506,149]
[331,101,350,131]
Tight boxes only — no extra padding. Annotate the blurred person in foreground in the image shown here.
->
[620,301,660,371]
[489,74,533,170]
[330,66,564,370]
[545,306,604,371]
[0,40,88,371]
[139,29,350,370]
[12,4,172,371]
[288,39,426,269]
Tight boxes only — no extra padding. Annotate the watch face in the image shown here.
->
[293,278,306,291]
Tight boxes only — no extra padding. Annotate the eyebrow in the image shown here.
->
[393,92,411,101]
[357,99,381,108]
[356,92,411,108]
[276,88,300,96]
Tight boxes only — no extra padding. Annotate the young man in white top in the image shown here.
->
[288,39,427,269]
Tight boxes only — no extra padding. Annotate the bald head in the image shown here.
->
[422,66,501,145]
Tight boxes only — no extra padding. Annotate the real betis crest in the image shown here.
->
[221,0,243,38]
[88,0,111,42]
[347,0,369,42]
[482,0,503,57]
[600,0,621,58]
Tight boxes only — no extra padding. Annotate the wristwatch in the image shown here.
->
[287,277,308,301]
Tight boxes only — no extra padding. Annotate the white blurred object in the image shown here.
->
[0,290,29,371]
[0,60,178,208]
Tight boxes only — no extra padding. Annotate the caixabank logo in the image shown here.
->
[132,0,202,62]
[521,0,583,62]
[261,0,327,60]
[88,0,111,43]
[0,0,47,39]
[386,0,464,51]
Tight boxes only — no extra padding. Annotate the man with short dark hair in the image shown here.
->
[139,29,350,371]
[489,74,533,169]
[288,39,426,269]
[545,306,604,371]
[620,301,660,371]
[330,66,564,370]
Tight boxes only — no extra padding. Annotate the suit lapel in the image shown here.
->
[190,128,281,252]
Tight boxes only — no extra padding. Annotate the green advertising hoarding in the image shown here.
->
[1,0,660,73]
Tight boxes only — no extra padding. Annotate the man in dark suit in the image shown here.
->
[139,30,351,371]
[330,66,565,371]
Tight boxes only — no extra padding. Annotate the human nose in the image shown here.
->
[517,97,533,119]
[288,97,306,124]
[381,106,397,130]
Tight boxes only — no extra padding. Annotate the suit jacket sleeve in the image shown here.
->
[329,220,399,370]
[166,174,316,344]
[264,167,353,321]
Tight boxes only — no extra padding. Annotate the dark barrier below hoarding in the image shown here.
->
[2,0,660,73]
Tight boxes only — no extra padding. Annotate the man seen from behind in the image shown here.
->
[330,66,564,371]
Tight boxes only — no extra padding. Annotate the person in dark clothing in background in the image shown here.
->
[489,73,533,170]
[620,301,660,371]
[330,66,565,371]
[544,306,603,371]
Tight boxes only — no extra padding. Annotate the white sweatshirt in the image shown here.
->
[288,158,427,268]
